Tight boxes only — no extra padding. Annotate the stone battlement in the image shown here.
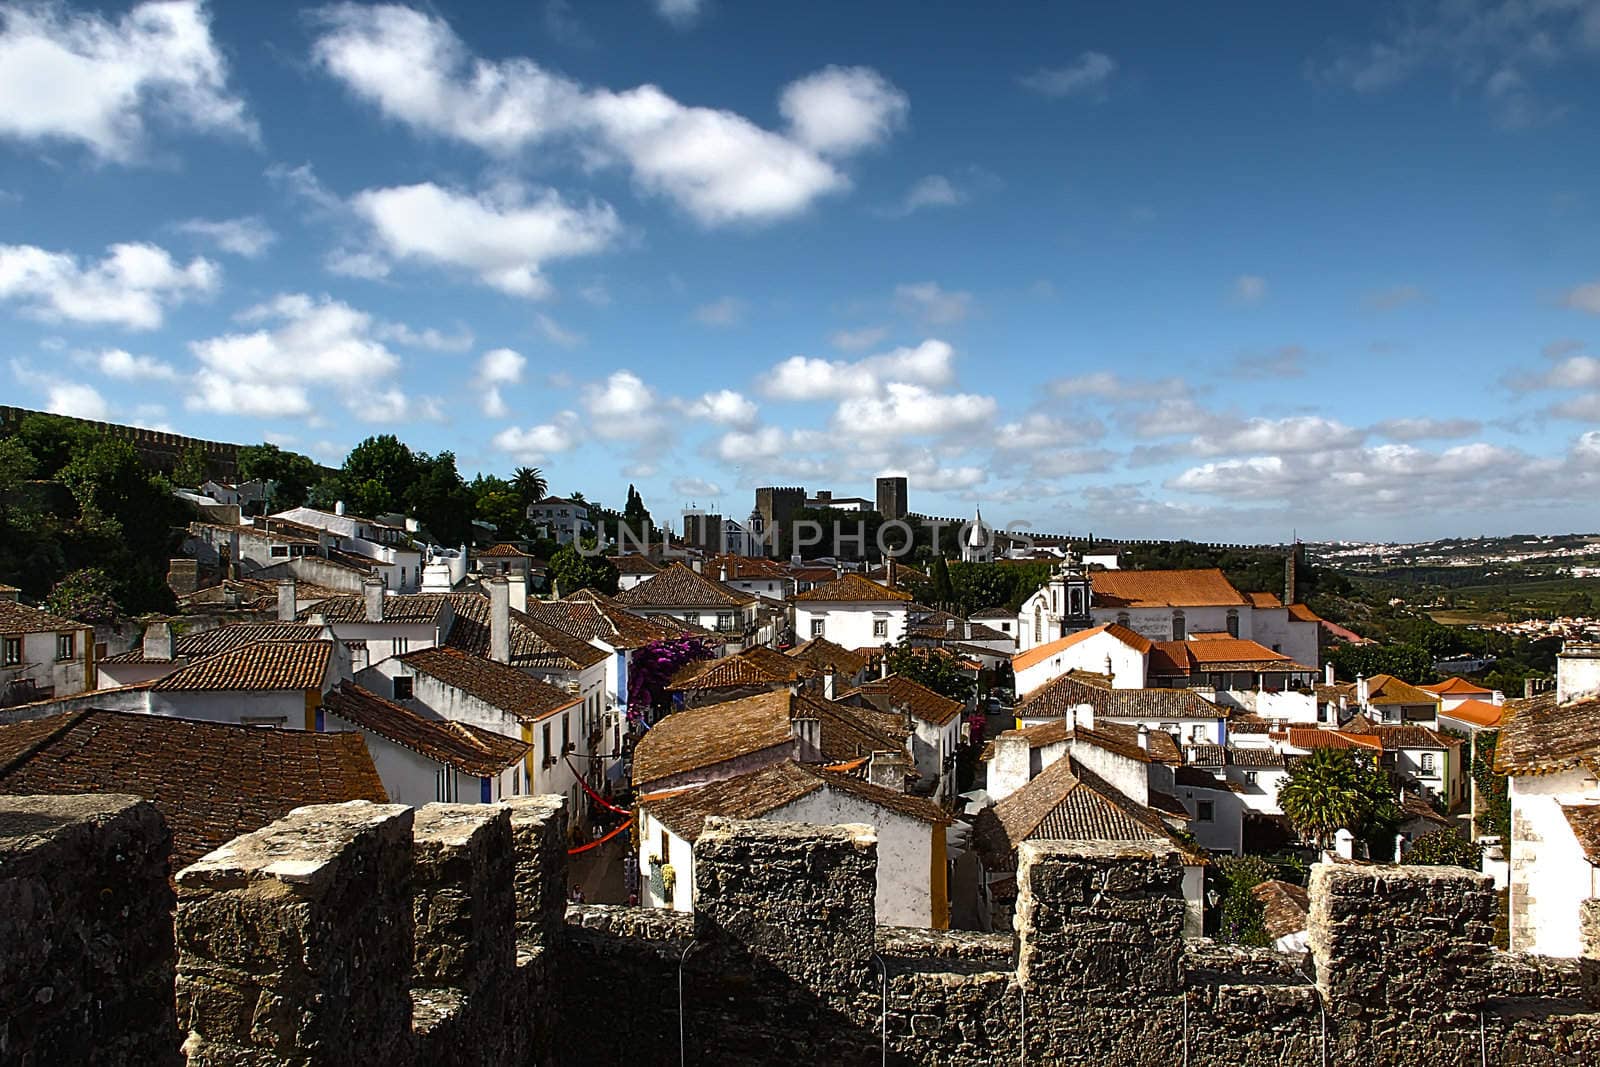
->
[2,794,1598,1066]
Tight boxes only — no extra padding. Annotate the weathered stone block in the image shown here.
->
[0,793,178,1067]
[411,803,515,987]
[175,800,415,1066]
[505,795,567,948]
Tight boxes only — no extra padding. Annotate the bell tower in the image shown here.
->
[1061,545,1093,632]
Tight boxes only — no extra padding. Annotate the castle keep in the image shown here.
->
[3,791,1598,1066]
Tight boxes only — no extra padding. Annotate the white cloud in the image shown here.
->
[1051,371,1192,402]
[653,0,705,27]
[777,66,908,157]
[311,5,903,226]
[1232,274,1267,305]
[1562,280,1600,314]
[493,413,581,461]
[44,381,109,420]
[693,296,743,327]
[684,389,758,427]
[1019,52,1117,99]
[835,383,996,438]
[894,281,971,325]
[713,425,824,462]
[324,247,391,280]
[351,181,620,298]
[94,347,177,381]
[175,216,275,258]
[764,339,956,400]
[0,0,254,161]
[582,369,666,441]
[829,325,889,352]
[186,293,405,418]
[475,347,526,418]
[892,174,964,216]
[1190,416,1364,456]
[1374,417,1481,441]
[672,477,723,498]
[535,312,583,348]
[376,321,474,352]
[362,388,444,423]
[0,241,217,329]
[994,412,1105,450]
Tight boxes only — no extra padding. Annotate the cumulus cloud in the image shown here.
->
[324,247,391,280]
[474,347,526,417]
[835,383,996,438]
[1019,52,1117,99]
[890,175,964,216]
[1050,372,1192,401]
[0,0,254,161]
[994,412,1106,450]
[376,321,474,352]
[1562,280,1600,314]
[534,313,583,348]
[830,325,889,352]
[175,216,275,258]
[493,412,581,461]
[693,296,743,327]
[581,370,667,441]
[764,339,956,400]
[672,477,723,498]
[1374,417,1481,441]
[93,347,178,381]
[311,5,905,225]
[1189,416,1364,456]
[0,241,218,329]
[777,65,908,156]
[684,389,758,427]
[894,281,971,325]
[13,358,111,419]
[350,181,620,298]
[712,425,826,462]
[186,293,410,419]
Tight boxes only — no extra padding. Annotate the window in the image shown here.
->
[1420,752,1436,774]
[1244,771,1258,785]
[1033,605,1042,643]
[55,633,74,661]
[240,715,287,728]
[393,638,408,655]
[562,712,571,752]
[1069,588,1084,616]
[1197,800,1215,822]
[393,676,413,701]
[2,636,21,666]
[717,612,734,631]
[873,618,889,638]
[270,545,289,558]
[1190,724,1206,741]
[1226,610,1240,638]
[1171,612,1186,641]
[543,722,553,765]
[811,618,825,637]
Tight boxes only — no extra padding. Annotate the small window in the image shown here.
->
[393,638,408,655]
[393,676,414,701]
[1420,752,1436,773]
[873,618,889,638]
[1244,770,1257,785]
[2,636,21,666]
[1226,610,1240,638]
[562,712,571,751]
[270,545,289,558]
[240,715,287,728]
[55,633,74,661]
[1197,800,1215,822]
[717,612,734,631]
[543,722,552,762]
[1172,612,1186,641]
[811,618,825,637]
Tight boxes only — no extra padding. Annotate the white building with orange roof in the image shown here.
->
[790,572,914,650]
[1011,623,1151,697]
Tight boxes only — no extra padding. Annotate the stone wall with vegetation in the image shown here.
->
[2,793,1597,1066]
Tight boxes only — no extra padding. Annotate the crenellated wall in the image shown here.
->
[1,793,1597,1066]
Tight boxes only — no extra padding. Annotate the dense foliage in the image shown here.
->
[884,640,975,703]
[548,544,619,596]
[237,443,320,510]
[627,637,714,725]
[1278,749,1400,852]
[1402,828,1484,869]
[1214,855,1277,947]
[44,567,121,624]
[1469,730,1510,842]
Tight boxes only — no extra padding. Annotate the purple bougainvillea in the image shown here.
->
[627,637,714,727]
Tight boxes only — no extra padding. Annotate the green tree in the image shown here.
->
[513,466,547,506]
[884,640,975,703]
[475,488,528,540]
[1403,828,1483,868]
[929,556,956,607]
[45,567,121,624]
[342,435,417,515]
[1278,748,1397,849]
[404,451,474,546]
[1329,641,1436,685]
[172,444,210,488]
[548,543,619,596]
[12,413,98,477]
[0,438,38,517]
[1215,856,1276,947]
[237,443,319,510]
[622,483,653,537]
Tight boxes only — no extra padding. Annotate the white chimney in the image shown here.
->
[1137,724,1149,751]
[945,618,955,634]
[880,655,890,680]
[1356,674,1369,706]
[142,620,174,661]
[868,749,911,793]
[277,578,297,623]
[335,500,345,516]
[790,702,820,759]
[363,576,385,623]
[506,573,528,613]
[1324,662,1335,686]
[823,664,836,701]
[1334,828,1356,861]
[988,733,1032,802]
[1071,703,1095,732]
[488,577,511,664]
[719,563,728,582]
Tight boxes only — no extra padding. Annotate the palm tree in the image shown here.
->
[1278,748,1363,848]
[513,466,547,506]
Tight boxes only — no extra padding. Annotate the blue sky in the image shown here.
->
[3,1,1599,543]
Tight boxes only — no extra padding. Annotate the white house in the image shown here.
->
[527,496,594,545]
[319,679,530,805]
[1011,623,1151,697]
[707,555,795,602]
[270,505,424,592]
[791,572,914,650]
[614,562,764,655]
[836,674,964,802]
[1170,765,1246,856]
[97,615,328,689]
[637,761,951,927]
[610,554,662,592]
[631,689,804,793]
[1015,672,1230,749]
[0,593,95,707]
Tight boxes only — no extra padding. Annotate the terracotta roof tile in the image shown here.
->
[1561,804,1600,865]
[1288,728,1380,752]
[320,681,528,776]
[152,640,331,691]
[398,646,580,722]
[0,709,386,870]
[1363,674,1441,706]
[839,674,964,726]
[614,563,756,609]
[974,757,1187,866]
[786,637,870,679]
[1494,693,1600,776]
[480,542,533,558]
[1251,880,1309,940]
[1089,568,1247,609]
[1012,623,1152,673]
[0,598,86,634]
[1423,676,1494,697]
[1441,699,1504,729]
[1017,672,1225,722]
[792,572,914,603]
[631,689,797,788]
[1246,592,1283,609]
[302,593,452,624]
[610,553,662,575]
[667,648,807,692]
[103,622,325,664]
[443,594,607,670]
[528,588,696,649]
[1286,604,1322,623]
[979,720,1070,761]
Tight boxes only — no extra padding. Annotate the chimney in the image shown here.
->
[1071,703,1095,732]
[692,558,703,574]
[886,556,898,591]
[1137,724,1149,751]
[277,578,297,623]
[880,655,890,680]
[719,562,728,583]
[363,576,385,623]
[142,619,174,661]
[987,734,1031,802]
[868,749,911,794]
[1356,674,1369,706]
[1524,677,1536,700]
[1284,543,1299,605]
[0,586,17,602]
[506,572,528,613]
[823,664,836,701]
[964,619,972,640]
[335,500,345,516]
[790,700,820,758]
[945,618,955,634]
[1324,662,1335,686]
[488,577,511,665]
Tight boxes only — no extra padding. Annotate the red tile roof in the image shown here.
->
[1246,592,1283,609]
[320,681,528,776]
[839,674,964,726]
[610,553,662,575]
[631,689,797,788]
[1494,693,1600,776]
[0,598,87,634]
[1423,677,1494,697]
[786,637,870,679]
[614,562,756,609]
[103,622,325,664]
[1441,699,1503,729]
[0,709,386,871]
[152,640,331,691]
[792,572,914,603]
[443,594,608,670]
[1089,568,1247,609]
[398,646,580,722]
[1012,623,1152,673]
[1287,728,1380,752]
[480,542,533,558]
